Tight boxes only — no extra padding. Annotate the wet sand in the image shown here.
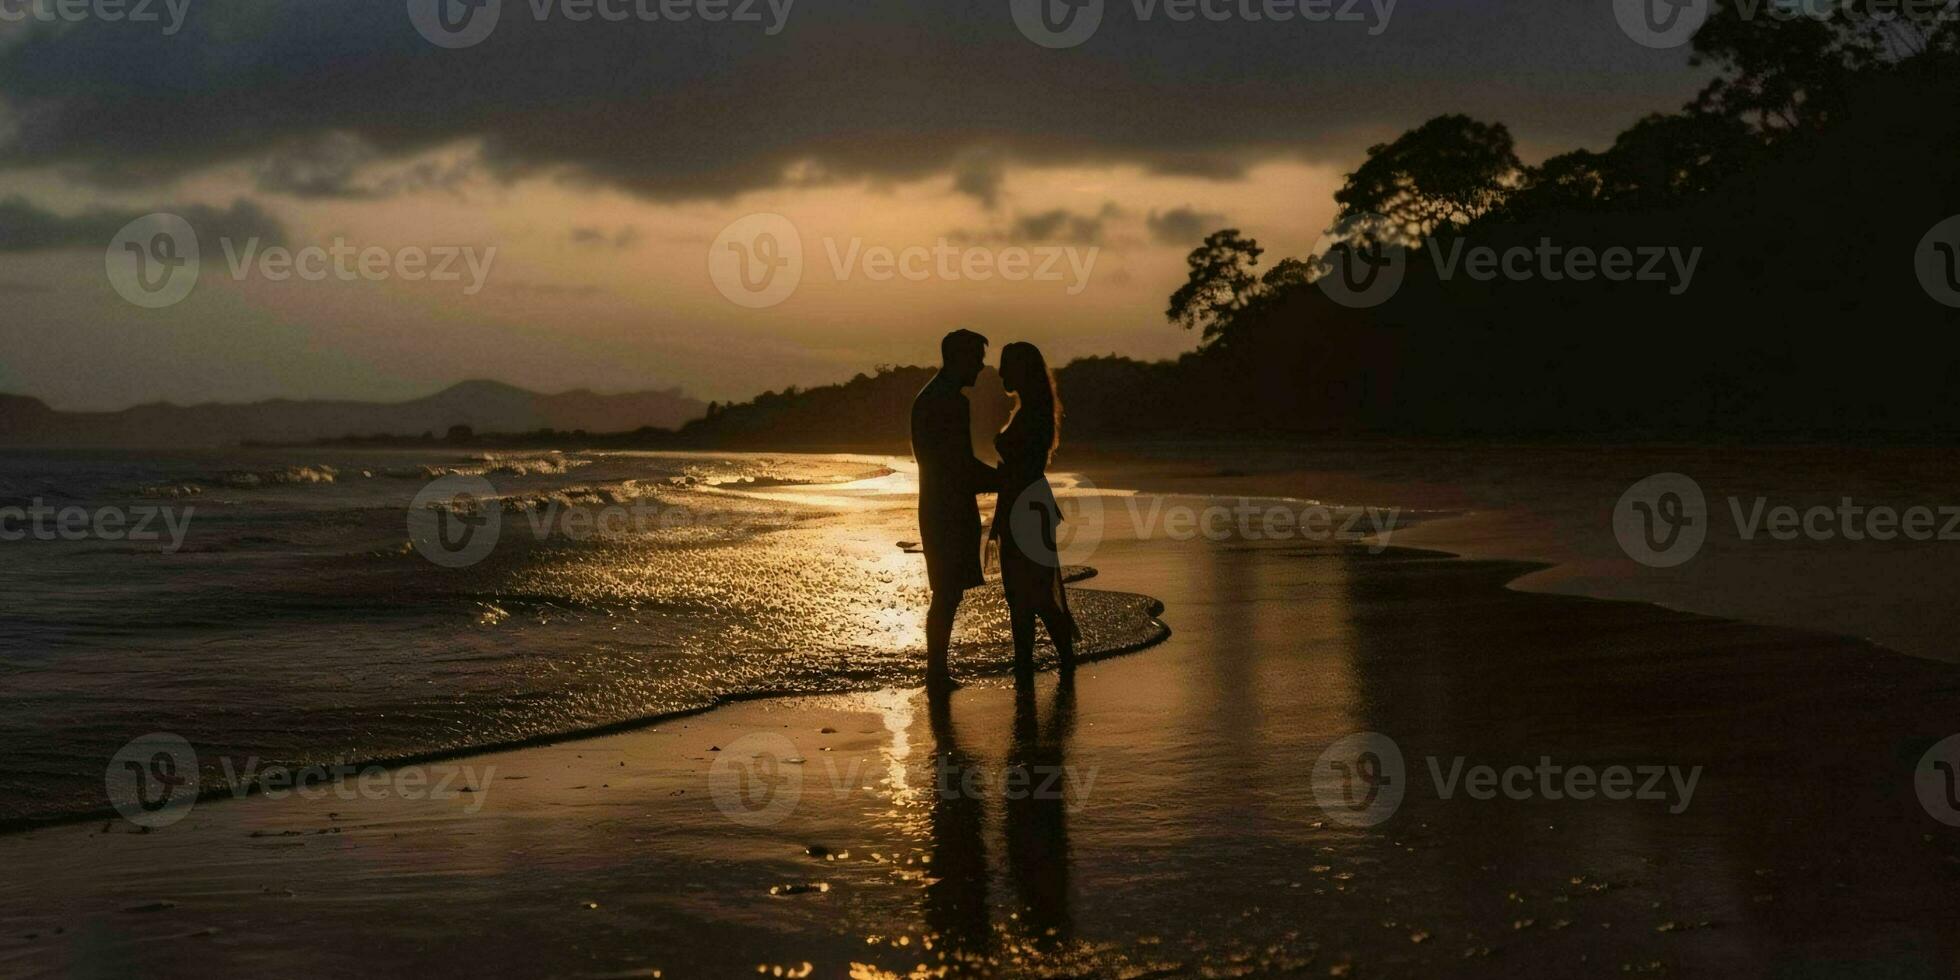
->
[4,460,1960,977]
[1079,442,1960,663]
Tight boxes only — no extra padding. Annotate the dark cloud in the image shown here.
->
[0,1,1708,202]
[0,196,285,252]
[951,148,1008,208]
[947,203,1119,246]
[1146,206,1229,245]
[569,225,642,249]
[502,281,607,296]
[1012,205,1119,244]
[252,131,477,199]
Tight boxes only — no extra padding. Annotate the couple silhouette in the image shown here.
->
[911,329,1078,690]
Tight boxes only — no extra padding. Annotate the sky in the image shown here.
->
[0,0,1708,410]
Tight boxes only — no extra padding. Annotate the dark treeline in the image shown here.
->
[1163,0,1960,440]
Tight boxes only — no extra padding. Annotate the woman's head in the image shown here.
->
[999,342,1061,453]
[998,342,1048,395]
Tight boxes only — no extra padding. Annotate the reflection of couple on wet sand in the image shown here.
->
[923,669,1077,964]
[911,328,1079,690]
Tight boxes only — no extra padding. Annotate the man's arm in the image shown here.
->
[915,391,971,479]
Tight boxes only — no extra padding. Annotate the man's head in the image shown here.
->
[939,329,989,387]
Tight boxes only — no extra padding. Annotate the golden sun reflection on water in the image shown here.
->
[874,688,915,810]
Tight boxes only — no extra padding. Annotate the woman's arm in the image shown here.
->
[956,397,999,491]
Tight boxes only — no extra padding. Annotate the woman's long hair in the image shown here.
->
[999,342,1062,459]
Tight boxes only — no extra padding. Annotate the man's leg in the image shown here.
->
[927,589,961,681]
[1010,606,1039,672]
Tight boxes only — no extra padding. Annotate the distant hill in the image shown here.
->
[0,381,707,448]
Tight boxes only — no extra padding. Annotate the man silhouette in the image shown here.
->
[911,329,999,689]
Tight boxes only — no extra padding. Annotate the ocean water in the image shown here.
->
[0,449,1165,827]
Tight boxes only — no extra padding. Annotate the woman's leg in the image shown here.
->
[1037,596,1075,669]
[926,589,961,681]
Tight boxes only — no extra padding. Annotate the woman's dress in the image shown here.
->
[990,412,1077,635]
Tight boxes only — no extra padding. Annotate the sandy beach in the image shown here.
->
[5,452,1960,978]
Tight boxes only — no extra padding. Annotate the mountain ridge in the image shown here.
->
[0,381,707,448]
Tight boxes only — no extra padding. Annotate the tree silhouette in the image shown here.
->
[1333,114,1523,238]
[1690,0,1859,135]
[1166,229,1265,344]
[1502,112,1756,218]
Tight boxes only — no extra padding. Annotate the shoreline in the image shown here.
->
[0,564,1168,839]
[15,444,1948,836]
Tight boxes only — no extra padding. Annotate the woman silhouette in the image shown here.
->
[990,342,1079,671]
